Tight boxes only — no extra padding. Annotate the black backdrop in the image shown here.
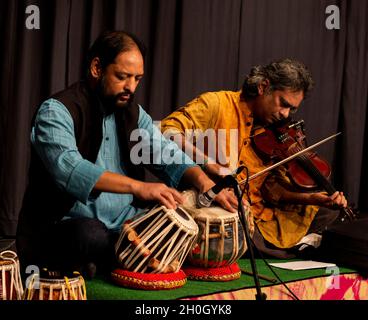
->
[1,0,367,237]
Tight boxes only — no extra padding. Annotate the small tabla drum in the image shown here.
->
[24,269,87,300]
[112,205,199,290]
[181,189,254,281]
[0,250,24,300]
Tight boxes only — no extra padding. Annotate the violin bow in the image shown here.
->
[238,132,341,185]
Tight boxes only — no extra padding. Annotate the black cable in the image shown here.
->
[249,237,300,300]
[239,165,300,300]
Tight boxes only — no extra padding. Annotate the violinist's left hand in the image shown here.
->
[309,191,348,209]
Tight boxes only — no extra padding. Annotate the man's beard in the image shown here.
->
[96,76,135,112]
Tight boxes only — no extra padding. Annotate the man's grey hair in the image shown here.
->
[241,58,314,100]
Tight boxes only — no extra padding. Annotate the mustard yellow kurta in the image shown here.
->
[161,91,319,248]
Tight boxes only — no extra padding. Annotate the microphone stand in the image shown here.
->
[229,176,267,301]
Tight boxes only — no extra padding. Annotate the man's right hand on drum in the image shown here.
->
[216,188,251,213]
[180,166,250,213]
[200,163,251,213]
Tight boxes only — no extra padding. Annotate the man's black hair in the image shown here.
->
[85,30,146,75]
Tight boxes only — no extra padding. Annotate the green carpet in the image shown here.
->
[85,259,356,300]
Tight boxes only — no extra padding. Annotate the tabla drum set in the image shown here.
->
[113,189,253,289]
[0,250,86,301]
[1,188,253,296]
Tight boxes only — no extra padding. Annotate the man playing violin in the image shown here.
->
[16,30,238,279]
[161,58,347,257]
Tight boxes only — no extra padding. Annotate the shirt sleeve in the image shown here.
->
[134,106,198,188]
[160,92,221,137]
[31,98,105,204]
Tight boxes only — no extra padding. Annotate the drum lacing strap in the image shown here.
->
[204,217,210,265]
[231,217,239,264]
[115,206,160,254]
[135,220,176,272]
[152,226,189,272]
[64,276,77,300]
[118,208,165,268]
[0,250,24,300]
[219,220,225,263]
[123,215,168,271]
[25,273,38,300]
[80,278,87,300]
[1,265,5,299]
[74,272,87,300]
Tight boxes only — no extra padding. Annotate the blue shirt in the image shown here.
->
[31,98,197,231]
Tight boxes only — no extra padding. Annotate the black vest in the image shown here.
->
[17,81,143,239]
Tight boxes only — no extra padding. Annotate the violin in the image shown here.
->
[251,117,357,222]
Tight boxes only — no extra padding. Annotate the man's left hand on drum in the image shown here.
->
[131,181,184,210]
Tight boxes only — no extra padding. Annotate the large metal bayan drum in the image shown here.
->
[0,250,24,300]
[112,205,198,290]
[181,189,253,281]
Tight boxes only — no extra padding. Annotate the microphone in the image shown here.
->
[197,166,245,208]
